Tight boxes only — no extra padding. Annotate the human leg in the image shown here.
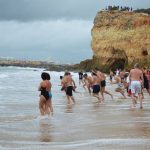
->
[138,93,143,109]
[39,96,46,115]
[45,99,51,116]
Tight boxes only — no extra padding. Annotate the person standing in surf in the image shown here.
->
[45,72,53,115]
[38,72,51,116]
[129,63,144,109]
[91,72,103,103]
[64,72,76,105]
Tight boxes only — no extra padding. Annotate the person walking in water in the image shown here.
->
[38,72,51,116]
[142,68,150,96]
[112,74,126,99]
[45,72,53,115]
[83,73,93,94]
[109,69,114,83]
[91,72,103,103]
[94,68,113,100]
[78,71,84,85]
[129,63,144,109]
[64,72,76,105]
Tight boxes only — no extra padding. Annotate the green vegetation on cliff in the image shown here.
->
[134,8,150,14]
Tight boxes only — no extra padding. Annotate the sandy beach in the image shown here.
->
[0,66,150,150]
[0,0,149,149]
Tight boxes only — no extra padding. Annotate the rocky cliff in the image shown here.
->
[80,10,150,72]
[0,59,76,71]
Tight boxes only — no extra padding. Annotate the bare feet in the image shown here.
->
[131,105,136,110]
[140,106,143,109]
[111,95,113,100]
[98,97,103,103]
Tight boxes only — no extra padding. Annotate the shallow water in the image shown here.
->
[0,66,150,150]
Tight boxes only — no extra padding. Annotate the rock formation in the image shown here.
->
[80,10,150,72]
[0,59,76,71]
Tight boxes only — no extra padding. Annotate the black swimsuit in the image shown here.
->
[41,87,49,100]
[66,86,73,96]
[101,80,106,87]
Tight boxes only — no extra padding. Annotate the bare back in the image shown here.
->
[66,75,74,87]
[129,68,143,81]
[101,72,106,80]
[92,75,100,85]
[96,71,103,81]
[45,80,52,92]
[87,76,93,85]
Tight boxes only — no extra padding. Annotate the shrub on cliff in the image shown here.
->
[134,8,150,14]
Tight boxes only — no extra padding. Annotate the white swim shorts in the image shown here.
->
[131,81,142,94]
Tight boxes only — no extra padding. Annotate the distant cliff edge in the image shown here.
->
[0,59,77,71]
[79,9,150,72]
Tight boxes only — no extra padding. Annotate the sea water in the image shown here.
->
[0,66,150,150]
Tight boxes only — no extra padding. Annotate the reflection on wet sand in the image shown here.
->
[39,122,53,142]
[65,104,74,113]
[0,70,150,150]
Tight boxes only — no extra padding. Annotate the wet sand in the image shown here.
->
[0,77,150,150]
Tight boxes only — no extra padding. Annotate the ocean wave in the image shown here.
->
[6,66,45,71]
[0,66,45,71]
[0,138,150,150]
[0,74,9,78]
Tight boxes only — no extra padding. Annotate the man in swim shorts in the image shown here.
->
[91,72,103,103]
[65,72,76,105]
[129,63,144,109]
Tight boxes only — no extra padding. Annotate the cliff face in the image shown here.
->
[90,10,150,71]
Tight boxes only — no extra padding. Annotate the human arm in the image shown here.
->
[38,82,42,91]
[110,76,118,84]
[140,72,144,87]
[72,79,76,88]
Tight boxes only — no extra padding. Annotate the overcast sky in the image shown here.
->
[0,0,149,63]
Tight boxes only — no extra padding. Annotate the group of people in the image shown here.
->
[106,5,133,11]
[38,63,150,116]
[82,69,113,103]
[109,63,150,109]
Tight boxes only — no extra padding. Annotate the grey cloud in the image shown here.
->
[0,0,149,63]
[0,20,93,63]
[0,0,149,22]
[0,0,101,21]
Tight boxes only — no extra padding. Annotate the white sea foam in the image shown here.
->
[0,73,9,78]
[0,66,150,150]
[0,138,150,150]
[6,66,45,71]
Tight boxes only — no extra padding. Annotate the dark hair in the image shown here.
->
[92,72,97,76]
[60,76,63,80]
[83,73,87,78]
[64,72,69,76]
[41,72,47,80]
[46,73,50,80]
[41,72,50,80]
